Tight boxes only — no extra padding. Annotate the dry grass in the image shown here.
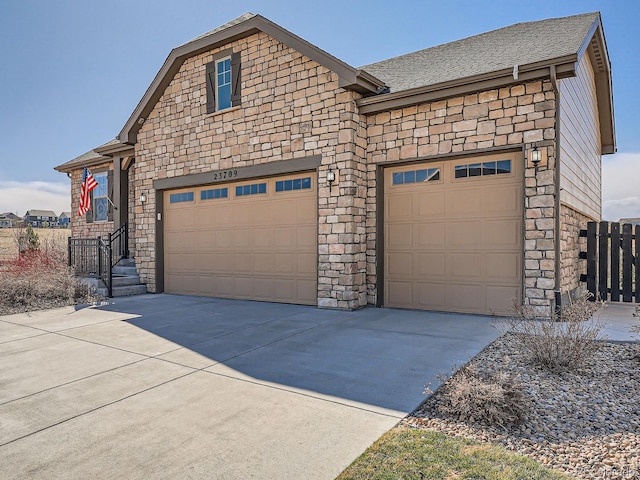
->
[0,228,69,263]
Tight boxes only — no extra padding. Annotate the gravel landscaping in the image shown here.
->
[404,335,640,479]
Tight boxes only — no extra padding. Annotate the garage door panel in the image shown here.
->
[386,224,413,248]
[486,286,520,315]
[447,189,481,215]
[386,252,413,277]
[486,186,521,214]
[387,195,413,219]
[486,253,520,281]
[486,219,521,248]
[448,221,483,247]
[386,281,413,306]
[417,223,445,247]
[385,153,522,315]
[417,192,445,217]
[416,253,445,277]
[448,253,482,280]
[298,253,316,274]
[414,283,446,310]
[164,173,317,305]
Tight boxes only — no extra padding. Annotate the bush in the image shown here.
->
[0,233,101,315]
[498,292,605,373]
[429,362,531,427]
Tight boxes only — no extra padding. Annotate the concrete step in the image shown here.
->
[97,283,148,297]
[112,265,138,276]
[116,258,137,267]
[112,275,141,287]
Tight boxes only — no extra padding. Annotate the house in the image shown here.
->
[24,210,58,228]
[58,212,72,228]
[0,212,21,228]
[619,218,640,226]
[55,12,615,316]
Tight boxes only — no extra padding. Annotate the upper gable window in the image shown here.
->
[206,50,241,113]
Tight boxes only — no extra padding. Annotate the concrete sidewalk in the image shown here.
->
[0,295,501,480]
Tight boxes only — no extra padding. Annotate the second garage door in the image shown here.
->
[384,152,523,315]
[164,172,317,305]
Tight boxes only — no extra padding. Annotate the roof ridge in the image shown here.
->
[361,11,600,70]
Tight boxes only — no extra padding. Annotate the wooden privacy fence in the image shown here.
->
[580,221,639,302]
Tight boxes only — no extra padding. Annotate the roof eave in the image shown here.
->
[54,154,112,174]
[356,56,578,115]
[94,142,135,156]
[119,14,385,144]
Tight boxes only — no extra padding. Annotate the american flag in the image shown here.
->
[78,167,98,217]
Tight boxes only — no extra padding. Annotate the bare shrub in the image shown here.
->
[428,362,530,427]
[497,292,605,373]
[0,234,102,315]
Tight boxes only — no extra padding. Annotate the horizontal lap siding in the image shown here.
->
[559,54,601,220]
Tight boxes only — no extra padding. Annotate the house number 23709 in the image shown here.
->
[213,170,238,180]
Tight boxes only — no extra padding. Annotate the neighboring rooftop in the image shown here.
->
[25,210,58,217]
[361,12,600,92]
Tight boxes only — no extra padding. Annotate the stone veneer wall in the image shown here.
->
[69,161,114,240]
[133,32,367,308]
[365,80,559,315]
[559,204,592,299]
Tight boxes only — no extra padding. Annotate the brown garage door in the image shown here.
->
[164,173,317,305]
[384,152,523,315]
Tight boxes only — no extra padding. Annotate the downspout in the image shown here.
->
[550,65,562,315]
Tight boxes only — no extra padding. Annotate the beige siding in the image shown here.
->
[559,54,601,220]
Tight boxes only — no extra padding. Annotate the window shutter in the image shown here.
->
[206,61,216,113]
[231,52,241,107]
[86,190,94,224]
[107,170,114,222]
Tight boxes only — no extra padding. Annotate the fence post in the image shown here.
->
[586,222,597,300]
[598,221,609,301]
[611,222,620,301]
[622,224,633,302]
[67,237,72,267]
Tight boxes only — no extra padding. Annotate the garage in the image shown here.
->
[384,152,523,315]
[164,172,317,305]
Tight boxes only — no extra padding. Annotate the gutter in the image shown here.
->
[550,64,562,315]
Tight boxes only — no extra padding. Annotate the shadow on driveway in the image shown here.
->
[96,294,501,413]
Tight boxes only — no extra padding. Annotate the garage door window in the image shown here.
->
[455,160,511,179]
[201,187,228,200]
[236,183,267,197]
[275,177,312,192]
[392,168,440,185]
[170,192,194,203]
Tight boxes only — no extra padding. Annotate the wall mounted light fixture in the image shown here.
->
[326,168,337,191]
[139,193,147,204]
[530,144,542,171]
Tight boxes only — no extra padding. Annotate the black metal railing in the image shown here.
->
[68,223,129,297]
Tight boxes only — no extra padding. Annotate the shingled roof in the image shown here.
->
[361,12,600,92]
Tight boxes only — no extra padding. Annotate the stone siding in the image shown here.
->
[69,161,114,240]
[559,204,591,299]
[365,80,558,315]
[133,31,367,308]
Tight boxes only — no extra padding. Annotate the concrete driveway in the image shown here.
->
[0,294,499,479]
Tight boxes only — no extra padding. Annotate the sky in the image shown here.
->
[0,0,638,220]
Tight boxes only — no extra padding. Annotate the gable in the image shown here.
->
[119,13,385,144]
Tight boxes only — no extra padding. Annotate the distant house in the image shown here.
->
[620,218,640,226]
[0,212,22,228]
[58,212,71,228]
[24,210,58,228]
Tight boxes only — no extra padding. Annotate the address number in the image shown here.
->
[212,170,238,180]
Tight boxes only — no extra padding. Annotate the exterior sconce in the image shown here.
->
[326,168,337,191]
[530,144,542,171]
[139,193,147,204]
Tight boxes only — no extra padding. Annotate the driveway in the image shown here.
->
[0,294,499,479]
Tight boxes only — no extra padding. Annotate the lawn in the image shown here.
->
[337,428,570,480]
[0,228,69,263]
